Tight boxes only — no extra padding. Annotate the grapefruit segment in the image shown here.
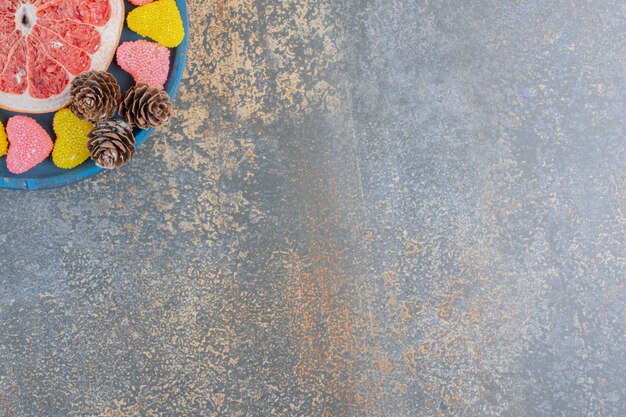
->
[26,37,68,98]
[0,0,124,114]
[38,19,101,54]
[0,31,21,74]
[36,0,112,27]
[0,14,15,35]
[0,2,21,14]
[31,25,91,75]
[0,39,28,95]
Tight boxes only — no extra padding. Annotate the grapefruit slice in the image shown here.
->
[0,0,124,114]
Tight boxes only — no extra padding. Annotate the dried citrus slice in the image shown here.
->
[0,0,124,114]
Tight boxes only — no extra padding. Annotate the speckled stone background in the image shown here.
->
[0,1,625,416]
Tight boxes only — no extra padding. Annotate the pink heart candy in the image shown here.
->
[116,40,171,89]
[6,116,53,174]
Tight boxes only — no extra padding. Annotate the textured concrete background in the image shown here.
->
[0,0,625,416]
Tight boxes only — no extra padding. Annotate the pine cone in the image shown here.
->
[70,71,121,122]
[87,120,135,169]
[119,84,173,130]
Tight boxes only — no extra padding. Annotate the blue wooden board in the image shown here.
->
[0,0,189,190]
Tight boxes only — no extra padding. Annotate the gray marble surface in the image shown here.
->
[0,1,625,416]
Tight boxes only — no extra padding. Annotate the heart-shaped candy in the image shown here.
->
[116,40,171,89]
[127,0,185,48]
[0,121,7,158]
[52,109,94,169]
[6,116,53,174]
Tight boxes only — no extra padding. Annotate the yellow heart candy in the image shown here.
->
[0,121,7,158]
[52,109,94,169]
[127,0,185,48]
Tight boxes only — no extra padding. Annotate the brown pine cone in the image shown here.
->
[119,84,173,130]
[87,120,136,169]
[70,71,121,122]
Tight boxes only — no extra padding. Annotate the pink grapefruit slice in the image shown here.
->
[0,0,124,114]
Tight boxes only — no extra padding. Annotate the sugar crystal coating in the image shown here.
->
[0,121,7,158]
[6,116,53,174]
[52,108,95,169]
[116,40,171,88]
[127,0,185,48]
